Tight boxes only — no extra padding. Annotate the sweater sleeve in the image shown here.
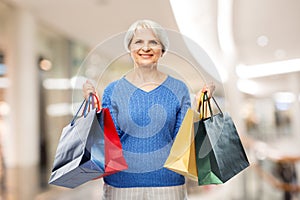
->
[173,83,191,137]
[101,82,122,136]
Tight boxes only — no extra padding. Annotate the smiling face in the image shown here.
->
[129,28,163,68]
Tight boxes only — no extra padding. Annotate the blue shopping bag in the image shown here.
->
[49,94,105,188]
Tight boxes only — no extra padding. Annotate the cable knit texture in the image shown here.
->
[102,75,191,188]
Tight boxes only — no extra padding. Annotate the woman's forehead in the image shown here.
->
[133,28,158,40]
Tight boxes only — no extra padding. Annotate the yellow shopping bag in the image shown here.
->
[164,109,198,181]
[198,92,209,119]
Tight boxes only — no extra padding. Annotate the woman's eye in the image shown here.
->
[149,40,158,45]
[134,40,142,44]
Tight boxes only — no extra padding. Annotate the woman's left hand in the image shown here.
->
[193,82,216,111]
[200,82,216,98]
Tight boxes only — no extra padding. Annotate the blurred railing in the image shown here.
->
[241,134,300,200]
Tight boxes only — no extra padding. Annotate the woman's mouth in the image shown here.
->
[139,53,153,58]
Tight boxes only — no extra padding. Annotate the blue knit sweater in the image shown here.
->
[102,75,191,188]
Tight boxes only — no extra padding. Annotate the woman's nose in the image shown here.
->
[141,43,150,51]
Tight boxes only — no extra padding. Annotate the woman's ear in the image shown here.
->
[161,49,165,57]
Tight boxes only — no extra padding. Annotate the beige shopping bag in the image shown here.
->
[164,109,198,181]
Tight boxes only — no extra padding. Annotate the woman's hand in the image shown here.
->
[200,82,216,98]
[82,80,96,99]
[193,82,216,111]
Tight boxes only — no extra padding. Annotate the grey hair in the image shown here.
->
[124,19,169,54]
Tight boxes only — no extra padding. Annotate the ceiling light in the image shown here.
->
[274,49,286,60]
[273,92,296,111]
[39,59,52,71]
[256,35,269,47]
[273,92,296,104]
[237,79,260,95]
[43,78,71,90]
[236,58,300,78]
[46,103,72,117]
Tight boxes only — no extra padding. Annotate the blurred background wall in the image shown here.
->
[0,0,300,199]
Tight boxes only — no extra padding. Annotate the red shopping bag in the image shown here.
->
[83,94,128,178]
[91,104,127,179]
[82,93,128,180]
[101,108,128,177]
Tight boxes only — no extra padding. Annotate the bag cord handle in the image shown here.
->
[70,93,101,126]
[82,93,101,116]
[201,91,223,121]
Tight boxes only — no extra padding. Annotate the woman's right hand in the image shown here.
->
[82,80,96,99]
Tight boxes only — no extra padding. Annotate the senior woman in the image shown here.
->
[83,19,215,200]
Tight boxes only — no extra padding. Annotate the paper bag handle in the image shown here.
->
[82,93,101,116]
[200,91,222,121]
[70,93,101,126]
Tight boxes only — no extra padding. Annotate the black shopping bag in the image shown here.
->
[195,92,250,185]
[49,94,105,188]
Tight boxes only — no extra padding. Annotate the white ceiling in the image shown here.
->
[2,0,300,97]
[4,0,298,63]
[233,0,300,65]
[6,0,180,47]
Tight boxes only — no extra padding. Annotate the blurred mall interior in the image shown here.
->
[0,0,300,199]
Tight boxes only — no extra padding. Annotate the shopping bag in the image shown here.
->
[195,92,250,185]
[49,94,127,188]
[96,108,128,178]
[164,109,198,181]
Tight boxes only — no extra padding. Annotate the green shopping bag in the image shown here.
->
[195,92,249,185]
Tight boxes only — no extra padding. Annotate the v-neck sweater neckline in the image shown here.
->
[122,75,170,94]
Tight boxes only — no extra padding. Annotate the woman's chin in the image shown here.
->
[135,62,157,68]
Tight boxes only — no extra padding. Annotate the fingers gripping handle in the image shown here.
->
[198,91,223,121]
[70,93,101,126]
